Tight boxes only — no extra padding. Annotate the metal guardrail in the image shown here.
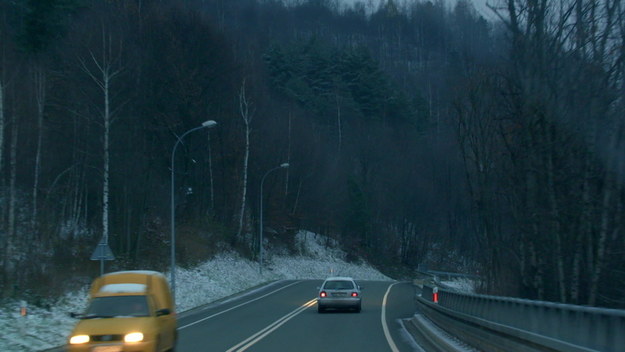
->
[420,285,625,352]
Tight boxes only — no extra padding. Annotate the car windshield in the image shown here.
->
[85,295,150,318]
[323,280,354,290]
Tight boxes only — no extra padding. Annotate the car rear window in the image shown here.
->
[323,280,354,290]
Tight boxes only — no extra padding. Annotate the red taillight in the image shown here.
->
[320,291,327,298]
[351,292,358,297]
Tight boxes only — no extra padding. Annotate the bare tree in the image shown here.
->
[31,68,46,229]
[236,79,252,243]
[483,0,625,304]
[0,80,4,221]
[79,29,123,249]
[5,105,18,296]
[455,71,505,292]
[0,79,6,291]
[207,129,216,214]
[285,111,291,196]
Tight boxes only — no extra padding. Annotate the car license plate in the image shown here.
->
[332,292,346,297]
[92,346,122,352]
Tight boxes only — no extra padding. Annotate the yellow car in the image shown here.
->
[68,271,177,352]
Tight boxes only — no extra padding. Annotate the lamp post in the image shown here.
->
[171,120,217,302]
[259,163,289,275]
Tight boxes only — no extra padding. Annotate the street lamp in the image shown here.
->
[259,162,289,274]
[171,120,217,302]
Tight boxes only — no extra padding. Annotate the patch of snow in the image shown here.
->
[439,278,476,293]
[58,220,91,241]
[293,231,344,259]
[173,251,271,312]
[0,288,89,352]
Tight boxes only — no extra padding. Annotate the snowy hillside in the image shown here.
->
[0,231,390,352]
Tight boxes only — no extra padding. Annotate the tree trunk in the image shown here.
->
[0,79,5,290]
[529,239,545,300]
[588,151,616,306]
[236,80,252,243]
[0,81,5,228]
[103,74,110,247]
[544,122,567,303]
[572,147,594,304]
[80,34,122,253]
[291,176,303,216]
[237,124,249,241]
[207,130,215,214]
[5,111,18,296]
[285,112,291,196]
[336,93,342,154]
[32,69,45,230]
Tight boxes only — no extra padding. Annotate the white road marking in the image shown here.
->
[179,281,302,330]
[226,298,318,352]
[382,282,401,352]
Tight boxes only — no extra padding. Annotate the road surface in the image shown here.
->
[176,280,419,352]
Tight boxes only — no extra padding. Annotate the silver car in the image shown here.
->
[317,276,362,313]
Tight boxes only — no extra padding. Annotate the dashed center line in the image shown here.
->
[226,298,318,352]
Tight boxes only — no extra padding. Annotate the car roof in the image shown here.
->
[323,276,355,281]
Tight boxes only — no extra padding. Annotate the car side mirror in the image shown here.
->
[156,308,171,317]
[359,286,364,290]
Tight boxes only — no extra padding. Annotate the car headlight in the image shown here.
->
[69,335,90,344]
[124,332,144,343]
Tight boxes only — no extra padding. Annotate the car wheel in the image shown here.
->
[355,303,361,313]
[317,305,325,313]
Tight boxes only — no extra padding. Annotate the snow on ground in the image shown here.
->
[0,231,390,351]
[439,277,477,293]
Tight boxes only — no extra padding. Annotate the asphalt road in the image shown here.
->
[176,280,420,352]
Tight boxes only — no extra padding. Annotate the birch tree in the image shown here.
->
[236,80,252,243]
[79,30,123,249]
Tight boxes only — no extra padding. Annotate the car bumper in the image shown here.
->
[66,340,156,352]
[317,297,361,308]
